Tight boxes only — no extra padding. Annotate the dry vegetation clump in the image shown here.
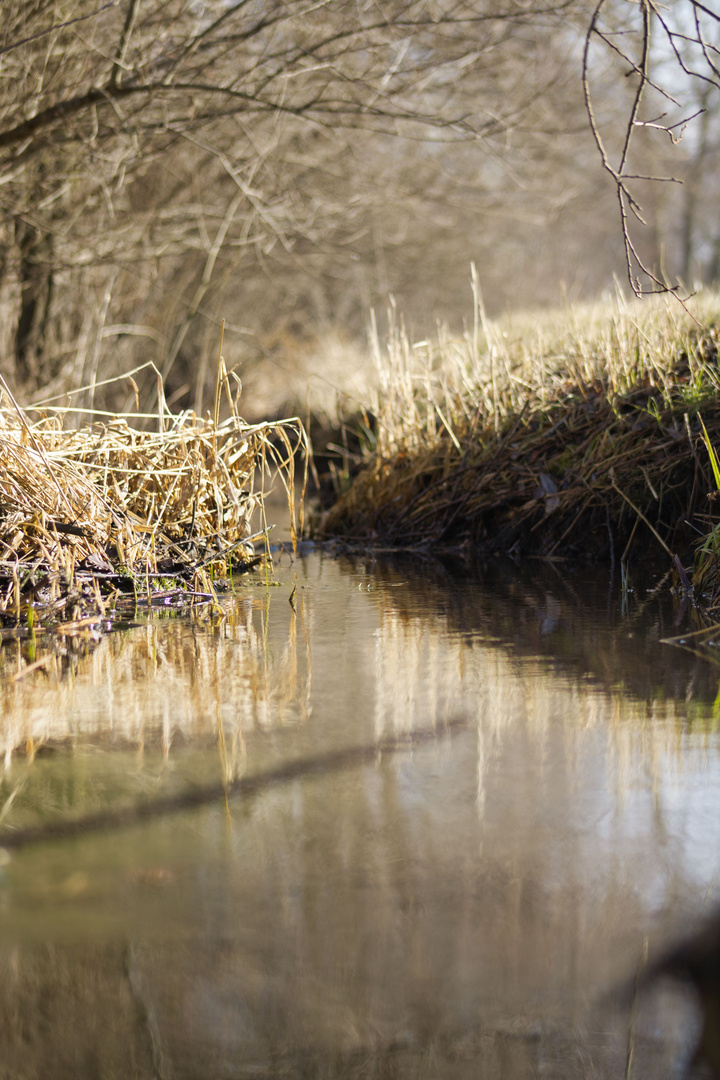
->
[0,367,305,630]
[318,291,720,586]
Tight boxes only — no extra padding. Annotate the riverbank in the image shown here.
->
[0,367,305,633]
[4,289,720,634]
[315,290,720,604]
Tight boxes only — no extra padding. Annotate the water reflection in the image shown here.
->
[0,552,718,1078]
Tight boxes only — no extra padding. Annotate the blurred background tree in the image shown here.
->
[0,0,717,420]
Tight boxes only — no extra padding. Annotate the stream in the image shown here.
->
[0,548,718,1079]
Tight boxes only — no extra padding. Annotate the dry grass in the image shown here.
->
[0,362,306,626]
[318,287,720,581]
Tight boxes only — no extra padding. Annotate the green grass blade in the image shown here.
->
[700,415,720,492]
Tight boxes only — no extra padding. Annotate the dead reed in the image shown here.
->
[319,289,720,592]
[0,362,305,629]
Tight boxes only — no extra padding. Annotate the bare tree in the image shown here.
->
[583,0,720,297]
[0,0,588,408]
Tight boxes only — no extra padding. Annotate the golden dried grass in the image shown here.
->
[0,363,306,623]
[319,288,720,573]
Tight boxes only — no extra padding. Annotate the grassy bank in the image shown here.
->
[316,290,720,597]
[6,287,720,634]
[0,364,304,635]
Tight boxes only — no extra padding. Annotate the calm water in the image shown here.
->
[0,550,718,1079]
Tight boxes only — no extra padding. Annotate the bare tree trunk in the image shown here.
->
[14,216,54,384]
[677,85,714,286]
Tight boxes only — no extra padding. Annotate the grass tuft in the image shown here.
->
[317,289,720,586]
[0,365,305,629]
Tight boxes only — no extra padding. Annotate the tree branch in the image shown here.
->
[0,1,119,58]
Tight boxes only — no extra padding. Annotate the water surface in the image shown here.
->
[0,551,718,1079]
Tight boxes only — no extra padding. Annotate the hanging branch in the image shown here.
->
[583,0,720,298]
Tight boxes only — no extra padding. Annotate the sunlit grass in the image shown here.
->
[320,286,720,578]
[0,360,306,629]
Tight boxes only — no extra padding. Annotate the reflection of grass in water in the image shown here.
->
[362,553,720,708]
[361,559,720,812]
[0,583,310,760]
[661,622,720,722]
[0,581,312,813]
[2,553,719,838]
